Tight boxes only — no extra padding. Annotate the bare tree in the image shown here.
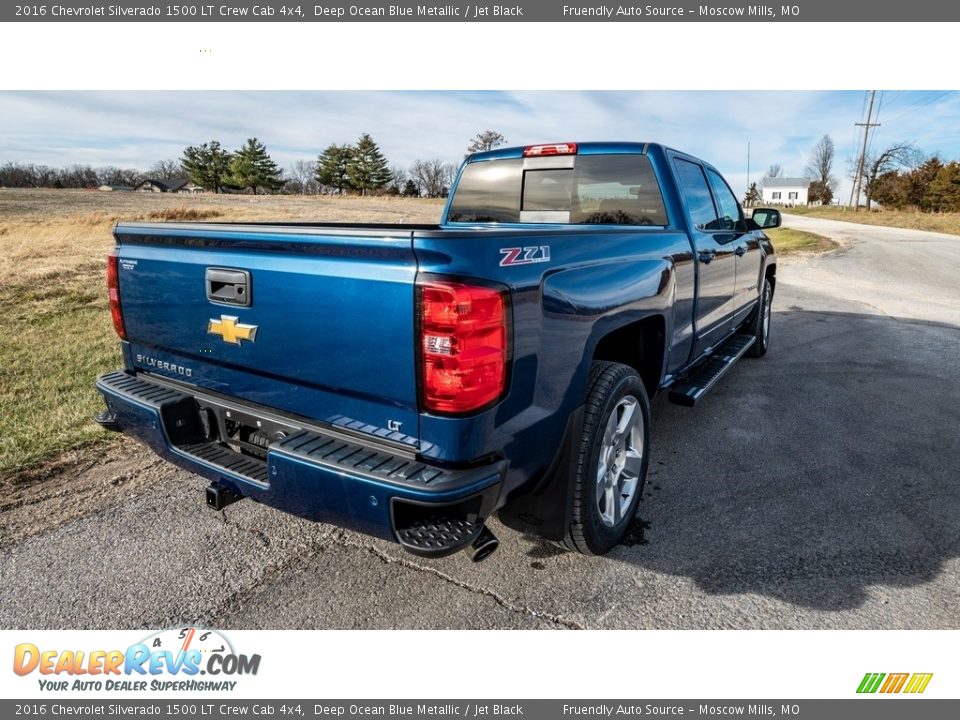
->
[805,134,838,205]
[757,164,782,196]
[288,160,317,195]
[59,164,100,189]
[410,159,456,198]
[743,182,762,207]
[389,165,408,195]
[856,143,919,210]
[149,159,184,181]
[467,130,507,155]
[98,166,143,187]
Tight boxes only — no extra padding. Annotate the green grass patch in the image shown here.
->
[785,206,960,235]
[766,227,837,254]
[0,269,121,478]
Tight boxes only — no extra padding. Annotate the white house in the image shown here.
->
[761,177,809,206]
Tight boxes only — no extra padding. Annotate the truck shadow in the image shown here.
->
[611,308,960,612]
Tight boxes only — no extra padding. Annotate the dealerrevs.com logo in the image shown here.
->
[13,627,260,693]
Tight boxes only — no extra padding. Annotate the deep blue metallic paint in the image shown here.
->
[98,142,776,547]
[115,226,421,446]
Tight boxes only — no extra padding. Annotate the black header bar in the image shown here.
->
[5,1,960,22]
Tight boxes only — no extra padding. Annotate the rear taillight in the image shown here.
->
[106,252,126,339]
[523,143,578,157]
[418,280,509,414]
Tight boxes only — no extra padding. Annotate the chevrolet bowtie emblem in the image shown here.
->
[208,315,258,345]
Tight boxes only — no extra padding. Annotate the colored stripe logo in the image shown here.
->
[857,672,933,694]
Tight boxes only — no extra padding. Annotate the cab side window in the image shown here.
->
[706,169,743,231]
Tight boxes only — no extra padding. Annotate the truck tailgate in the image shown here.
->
[114,223,421,447]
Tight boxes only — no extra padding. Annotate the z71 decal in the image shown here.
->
[499,245,551,267]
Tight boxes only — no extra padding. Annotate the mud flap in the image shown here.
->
[496,406,584,541]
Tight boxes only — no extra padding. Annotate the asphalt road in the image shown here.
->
[1,214,958,629]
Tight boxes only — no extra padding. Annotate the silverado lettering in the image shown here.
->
[96,142,778,560]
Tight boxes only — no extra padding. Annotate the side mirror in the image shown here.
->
[751,208,782,229]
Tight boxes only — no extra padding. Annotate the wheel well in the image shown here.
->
[765,263,777,292]
[592,316,665,397]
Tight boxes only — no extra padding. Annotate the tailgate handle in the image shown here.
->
[206,267,251,307]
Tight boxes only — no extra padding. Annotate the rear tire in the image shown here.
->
[562,361,650,555]
[746,277,773,358]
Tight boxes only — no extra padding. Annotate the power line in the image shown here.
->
[881,90,906,109]
[882,90,955,125]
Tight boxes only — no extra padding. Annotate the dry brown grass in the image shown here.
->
[786,205,960,235]
[0,189,445,285]
[145,206,223,221]
[0,189,445,477]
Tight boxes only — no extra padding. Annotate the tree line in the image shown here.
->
[868,157,960,212]
[743,133,960,213]
[0,130,509,199]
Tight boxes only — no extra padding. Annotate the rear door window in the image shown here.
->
[706,169,743,231]
[673,158,720,230]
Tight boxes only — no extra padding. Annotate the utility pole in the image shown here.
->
[850,90,881,210]
[746,141,751,204]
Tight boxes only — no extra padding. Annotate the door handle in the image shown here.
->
[698,249,715,264]
[735,246,746,257]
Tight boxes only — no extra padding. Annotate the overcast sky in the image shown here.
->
[2,90,958,198]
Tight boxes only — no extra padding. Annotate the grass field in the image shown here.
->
[765,227,837,254]
[786,205,960,235]
[0,189,444,479]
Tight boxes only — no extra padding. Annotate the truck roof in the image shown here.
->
[467,141,668,163]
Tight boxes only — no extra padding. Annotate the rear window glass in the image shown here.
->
[446,159,523,223]
[447,154,668,225]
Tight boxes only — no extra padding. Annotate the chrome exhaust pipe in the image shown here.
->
[464,525,499,562]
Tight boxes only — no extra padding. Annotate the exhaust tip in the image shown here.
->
[464,525,499,563]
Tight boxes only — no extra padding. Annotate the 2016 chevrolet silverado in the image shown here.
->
[95,142,780,561]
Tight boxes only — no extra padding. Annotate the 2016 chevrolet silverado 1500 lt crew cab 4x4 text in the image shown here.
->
[95,142,780,561]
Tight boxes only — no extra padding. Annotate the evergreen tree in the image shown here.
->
[912,157,944,210]
[870,171,907,209]
[229,137,284,194]
[928,162,960,212]
[347,133,392,196]
[402,179,420,197]
[315,144,353,194]
[181,141,232,193]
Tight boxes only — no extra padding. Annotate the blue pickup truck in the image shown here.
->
[95,142,779,561]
